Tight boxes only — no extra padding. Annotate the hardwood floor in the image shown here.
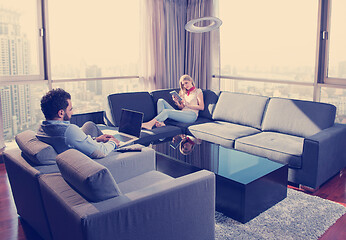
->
[0,162,345,240]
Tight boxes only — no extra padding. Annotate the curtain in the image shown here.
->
[140,0,187,90]
[185,0,220,91]
[140,0,220,91]
[0,97,5,151]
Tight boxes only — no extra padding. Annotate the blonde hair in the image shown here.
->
[179,74,195,95]
[179,138,196,155]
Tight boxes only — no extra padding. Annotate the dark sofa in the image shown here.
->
[106,89,346,190]
[106,88,218,145]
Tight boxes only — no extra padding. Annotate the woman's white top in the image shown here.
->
[182,88,203,116]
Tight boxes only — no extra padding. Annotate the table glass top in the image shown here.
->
[152,135,284,184]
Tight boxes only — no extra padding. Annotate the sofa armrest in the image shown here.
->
[4,149,53,240]
[70,111,106,127]
[303,123,346,188]
[95,144,156,183]
[39,170,215,240]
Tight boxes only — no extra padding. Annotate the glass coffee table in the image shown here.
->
[152,135,288,223]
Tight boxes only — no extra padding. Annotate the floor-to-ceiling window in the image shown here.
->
[2,0,346,144]
[0,0,141,143]
[320,0,346,122]
[218,0,318,101]
[0,0,44,80]
[217,0,346,123]
[326,0,346,80]
[0,0,46,142]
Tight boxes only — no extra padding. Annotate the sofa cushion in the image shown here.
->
[199,90,219,119]
[262,98,336,138]
[108,92,156,126]
[235,132,304,168]
[35,164,60,174]
[212,92,269,129]
[56,149,122,202]
[95,144,156,183]
[118,170,173,194]
[165,117,211,133]
[15,130,57,166]
[189,121,261,149]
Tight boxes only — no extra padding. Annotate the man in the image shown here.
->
[37,88,119,158]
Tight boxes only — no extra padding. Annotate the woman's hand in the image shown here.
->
[173,96,185,109]
[172,95,179,103]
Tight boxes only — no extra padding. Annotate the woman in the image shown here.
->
[142,74,204,130]
[179,135,202,155]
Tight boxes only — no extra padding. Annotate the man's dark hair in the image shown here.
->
[40,88,71,120]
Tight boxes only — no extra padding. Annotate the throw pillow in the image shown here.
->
[56,149,122,202]
[15,130,57,165]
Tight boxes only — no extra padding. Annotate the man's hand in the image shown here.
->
[95,134,120,147]
[95,134,115,143]
[108,138,120,147]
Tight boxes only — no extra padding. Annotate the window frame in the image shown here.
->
[215,0,346,102]
[322,0,346,86]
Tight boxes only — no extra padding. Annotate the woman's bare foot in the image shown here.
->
[142,122,153,130]
[155,121,166,128]
[142,119,157,130]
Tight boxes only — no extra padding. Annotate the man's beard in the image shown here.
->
[63,112,71,121]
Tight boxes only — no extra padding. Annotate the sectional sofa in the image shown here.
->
[4,88,346,239]
[4,130,215,240]
[106,89,346,190]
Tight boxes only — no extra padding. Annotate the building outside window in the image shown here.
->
[0,0,46,141]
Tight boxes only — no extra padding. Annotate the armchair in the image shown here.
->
[39,149,215,240]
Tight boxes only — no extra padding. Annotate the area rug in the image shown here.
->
[215,188,346,240]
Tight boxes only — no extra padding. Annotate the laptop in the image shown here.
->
[103,109,144,148]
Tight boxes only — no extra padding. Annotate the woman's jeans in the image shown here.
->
[155,99,197,123]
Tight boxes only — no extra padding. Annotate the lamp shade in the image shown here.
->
[185,16,222,33]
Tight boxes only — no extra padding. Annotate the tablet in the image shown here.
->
[170,135,183,149]
[170,91,183,102]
